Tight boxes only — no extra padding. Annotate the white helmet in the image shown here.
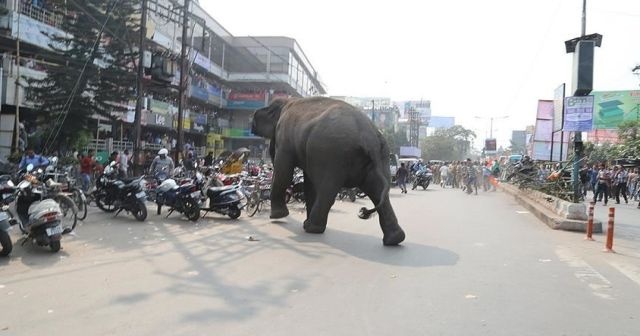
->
[158,148,168,156]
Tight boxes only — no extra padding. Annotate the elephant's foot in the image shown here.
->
[270,206,289,219]
[382,228,406,246]
[303,219,326,234]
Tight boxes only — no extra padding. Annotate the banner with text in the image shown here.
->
[563,95,594,132]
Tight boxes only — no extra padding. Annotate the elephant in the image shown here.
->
[251,97,405,246]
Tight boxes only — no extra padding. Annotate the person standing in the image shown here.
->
[613,165,629,204]
[629,168,639,201]
[119,149,130,178]
[593,163,611,206]
[80,150,95,192]
[396,163,409,194]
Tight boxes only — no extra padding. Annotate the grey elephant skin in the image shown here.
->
[251,97,405,246]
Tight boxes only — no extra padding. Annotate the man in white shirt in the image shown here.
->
[439,164,449,188]
[120,149,130,178]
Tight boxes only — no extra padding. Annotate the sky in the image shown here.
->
[200,0,640,148]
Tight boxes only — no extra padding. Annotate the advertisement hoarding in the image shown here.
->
[553,84,565,132]
[484,139,497,151]
[592,90,640,129]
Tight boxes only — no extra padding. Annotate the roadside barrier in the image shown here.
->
[603,207,615,253]
[585,202,595,241]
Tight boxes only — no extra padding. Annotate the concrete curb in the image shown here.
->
[499,183,603,233]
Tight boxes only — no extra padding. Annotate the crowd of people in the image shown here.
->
[395,159,502,195]
[581,163,640,208]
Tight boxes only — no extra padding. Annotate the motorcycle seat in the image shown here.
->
[207,185,236,198]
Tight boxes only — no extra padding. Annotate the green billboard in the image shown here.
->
[593,90,640,129]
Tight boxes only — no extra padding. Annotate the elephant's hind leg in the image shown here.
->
[360,170,405,245]
[303,176,340,234]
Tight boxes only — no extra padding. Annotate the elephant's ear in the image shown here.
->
[267,98,288,121]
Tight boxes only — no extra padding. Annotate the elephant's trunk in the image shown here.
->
[358,171,390,220]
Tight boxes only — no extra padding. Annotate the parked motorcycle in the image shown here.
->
[15,164,65,252]
[0,175,17,256]
[285,170,305,203]
[412,169,433,190]
[156,170,202,221]
[337,187,357,202]
[94,163,148,221]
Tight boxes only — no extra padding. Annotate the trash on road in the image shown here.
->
[246,236,260,241]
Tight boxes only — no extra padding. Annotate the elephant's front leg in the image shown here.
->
[270,151,294,219]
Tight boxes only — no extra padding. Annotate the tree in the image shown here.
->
[616,120,640,159]
[381,127,409,155]
[27,0,140,151]
[420,126,476,161]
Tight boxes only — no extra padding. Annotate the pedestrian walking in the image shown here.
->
[80,149,95,192]
[439,163,449,188]
[396,163,409,194]
[612,165,629,204]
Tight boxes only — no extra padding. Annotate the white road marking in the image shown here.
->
[607,261,640,288]
[555,246,613,300]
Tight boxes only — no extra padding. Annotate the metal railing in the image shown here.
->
[18,1,63,29]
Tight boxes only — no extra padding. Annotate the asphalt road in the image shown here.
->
[1,186,639,335]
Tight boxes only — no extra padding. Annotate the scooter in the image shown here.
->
[0,175,17,256]
[199,173,244,219]
[15,165,65,253]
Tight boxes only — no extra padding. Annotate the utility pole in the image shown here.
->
[371,99,375,123]
[133,0,147,174]
[572,0,587,203]
[12,0,21,153]
[176,0,190,162]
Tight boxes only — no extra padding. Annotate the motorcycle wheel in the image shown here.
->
[156,203,162,215]
[423,181,430,190]
[184,199,200,222]
[0,230,12,257]
[246,193,260,217]
[49,240,61,253]
[285,191,292,204]
[55,194,78,234]
[228,206,241,219]
[349,190,356,202]
[412,182,417,190]
[96,193,117,213]
[133,201,148,222]
[71,189,88,221]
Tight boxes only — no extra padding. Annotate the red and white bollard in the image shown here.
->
[603,207,615,253]
[585,202,595,241]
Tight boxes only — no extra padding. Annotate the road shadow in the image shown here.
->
[276,219,459,268]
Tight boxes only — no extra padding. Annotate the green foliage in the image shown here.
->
[27,0,140,149]
[381,128,409,155]
[584,142,617,164]
[616,120,640,159]
[420,126,476,161]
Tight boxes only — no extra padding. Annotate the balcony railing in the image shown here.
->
[18,1,63,29]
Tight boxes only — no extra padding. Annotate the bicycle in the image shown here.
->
[245,178,272,217]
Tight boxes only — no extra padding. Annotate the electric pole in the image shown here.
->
[176,0,190,162]
[133,0,147,174]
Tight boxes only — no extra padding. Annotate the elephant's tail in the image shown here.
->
[358,170,389,220]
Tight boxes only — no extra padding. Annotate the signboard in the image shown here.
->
[563,96,594,132]
[592,90,640,129]
[484,139,497,151]
[150,99,173,115]
[553,84,565,132]
[227,91,266,109]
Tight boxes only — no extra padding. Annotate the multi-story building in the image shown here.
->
[0,0,326,160]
